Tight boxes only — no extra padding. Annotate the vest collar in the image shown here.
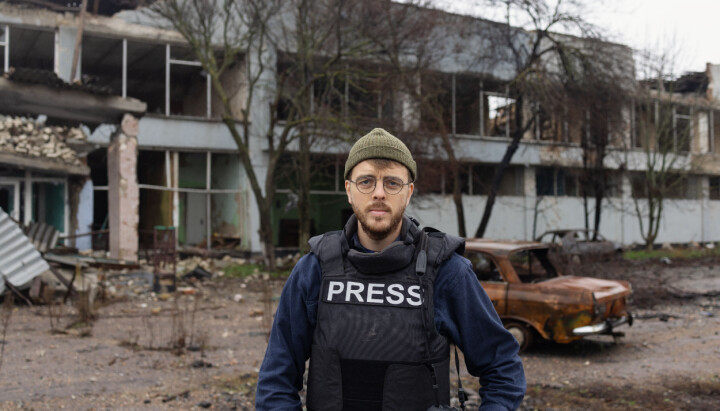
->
[343,215,421,274]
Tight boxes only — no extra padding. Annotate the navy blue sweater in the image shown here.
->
[256,241,526,410]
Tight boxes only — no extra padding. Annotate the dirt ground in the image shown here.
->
[0,256,719,410]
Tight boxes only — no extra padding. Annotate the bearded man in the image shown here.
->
[256,128,525,411]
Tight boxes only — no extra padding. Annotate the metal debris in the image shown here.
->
[0,207,51,295]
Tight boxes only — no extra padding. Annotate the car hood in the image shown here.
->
[537,276,632,302]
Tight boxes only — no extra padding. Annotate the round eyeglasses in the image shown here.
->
[348,176,411,195]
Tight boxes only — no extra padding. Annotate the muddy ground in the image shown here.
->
[0,256,719,410]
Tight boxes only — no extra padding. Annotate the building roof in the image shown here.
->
[0,116,90,175]
[465,239,550,256]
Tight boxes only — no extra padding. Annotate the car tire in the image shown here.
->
[504,321,533,352]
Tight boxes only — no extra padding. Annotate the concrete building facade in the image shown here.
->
[2,2,720,259]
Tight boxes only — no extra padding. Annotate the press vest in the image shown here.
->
[306,215,465,411]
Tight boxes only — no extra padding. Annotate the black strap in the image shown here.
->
[415,230,441,406]
[455,345,467,410]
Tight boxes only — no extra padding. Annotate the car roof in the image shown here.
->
[465,238,550,256]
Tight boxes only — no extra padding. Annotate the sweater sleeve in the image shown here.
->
[255,254,321,411]
[433,253,526,411]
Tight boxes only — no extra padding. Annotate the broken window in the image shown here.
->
[483,92,516,138]
[210,153,243,244]
[442,163,470,195]
[413,160,444,195]
[472,165,524,196]
[536,167,577,197]
[508,248,558,283]
[126,40,165,114]
[7,26,54,71]
[32,181,65,233]
[81,34,124,96]
[178,152,208,246]
[420,74,452,134]
[710,177,720,200]
[633,102,656,149]
[631,172,695,199]
[347,72,383,122]
[0,180,20,221]
[674,105,692,152]
[137,150,172,249]
[1,25,8,73]
[535,104,565,142]
[168,45,212,117]
[314,72,345,117]
[455,75,481,135]
[467,252,503,282]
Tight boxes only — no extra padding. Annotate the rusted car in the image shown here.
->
[535,229,623,262]
[465,239,632,351]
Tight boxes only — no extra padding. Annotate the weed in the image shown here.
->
[624,246,720,261]
[223,264,291,279]
[132,292,207,354]
[0,294,14,373]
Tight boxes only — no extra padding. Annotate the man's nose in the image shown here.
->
[372,180,386,199]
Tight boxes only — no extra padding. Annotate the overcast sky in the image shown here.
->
[433,0,716,75]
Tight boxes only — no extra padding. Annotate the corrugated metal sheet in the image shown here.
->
[0,207,50,294]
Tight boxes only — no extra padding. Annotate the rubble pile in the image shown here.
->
[0,116,86,165]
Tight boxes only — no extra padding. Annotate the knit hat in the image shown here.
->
[344,128,416,181]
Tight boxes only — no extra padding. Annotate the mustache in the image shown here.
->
[366,202,390,212]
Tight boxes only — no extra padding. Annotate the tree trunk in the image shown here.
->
[475,96,525,238]
[258,200,277,271]
[297,130,312,253]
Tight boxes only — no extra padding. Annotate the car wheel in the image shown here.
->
[504,321,533,352]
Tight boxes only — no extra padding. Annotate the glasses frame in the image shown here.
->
[348,176,412,195]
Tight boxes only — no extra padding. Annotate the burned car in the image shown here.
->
[535,229,623,262]
[465,239,632,351]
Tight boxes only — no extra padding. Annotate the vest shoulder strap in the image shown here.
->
[309,231,345,278]
[422,227,465,271]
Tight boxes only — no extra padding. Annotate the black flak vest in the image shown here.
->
[306,215,465,411]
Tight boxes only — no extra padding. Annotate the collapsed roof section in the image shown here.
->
[0,67,146,127]
[0,115,90,175]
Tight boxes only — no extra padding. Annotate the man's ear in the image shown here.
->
[345,180,352,205]
[405,182,414,206]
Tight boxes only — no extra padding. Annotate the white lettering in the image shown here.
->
[346,281,364,302]
[407,285,422,306]
[366,283,385,303]
[327,281,345,301]
[386,284,404,305]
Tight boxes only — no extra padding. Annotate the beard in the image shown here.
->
[352,201,405,242]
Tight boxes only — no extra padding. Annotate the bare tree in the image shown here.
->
[472,0,609,238]
[564,40,633,239]
[630,51,691,250]
[146,0,364,264]
[351,1,477,236]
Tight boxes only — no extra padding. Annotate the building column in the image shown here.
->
[107,114,139,262]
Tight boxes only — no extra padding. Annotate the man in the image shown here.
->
[256,128,525,410]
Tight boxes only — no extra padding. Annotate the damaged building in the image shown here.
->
[1,1,719,263]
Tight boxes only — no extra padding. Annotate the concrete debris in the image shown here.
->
[0,116,86,166]
[233,294,244,303]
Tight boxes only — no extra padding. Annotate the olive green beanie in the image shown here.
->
[344,128,416,181]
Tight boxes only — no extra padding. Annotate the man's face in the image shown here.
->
[345,160,414,242]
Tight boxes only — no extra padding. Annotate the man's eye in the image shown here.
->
[357,178,374,187]
[385,179,402,188]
